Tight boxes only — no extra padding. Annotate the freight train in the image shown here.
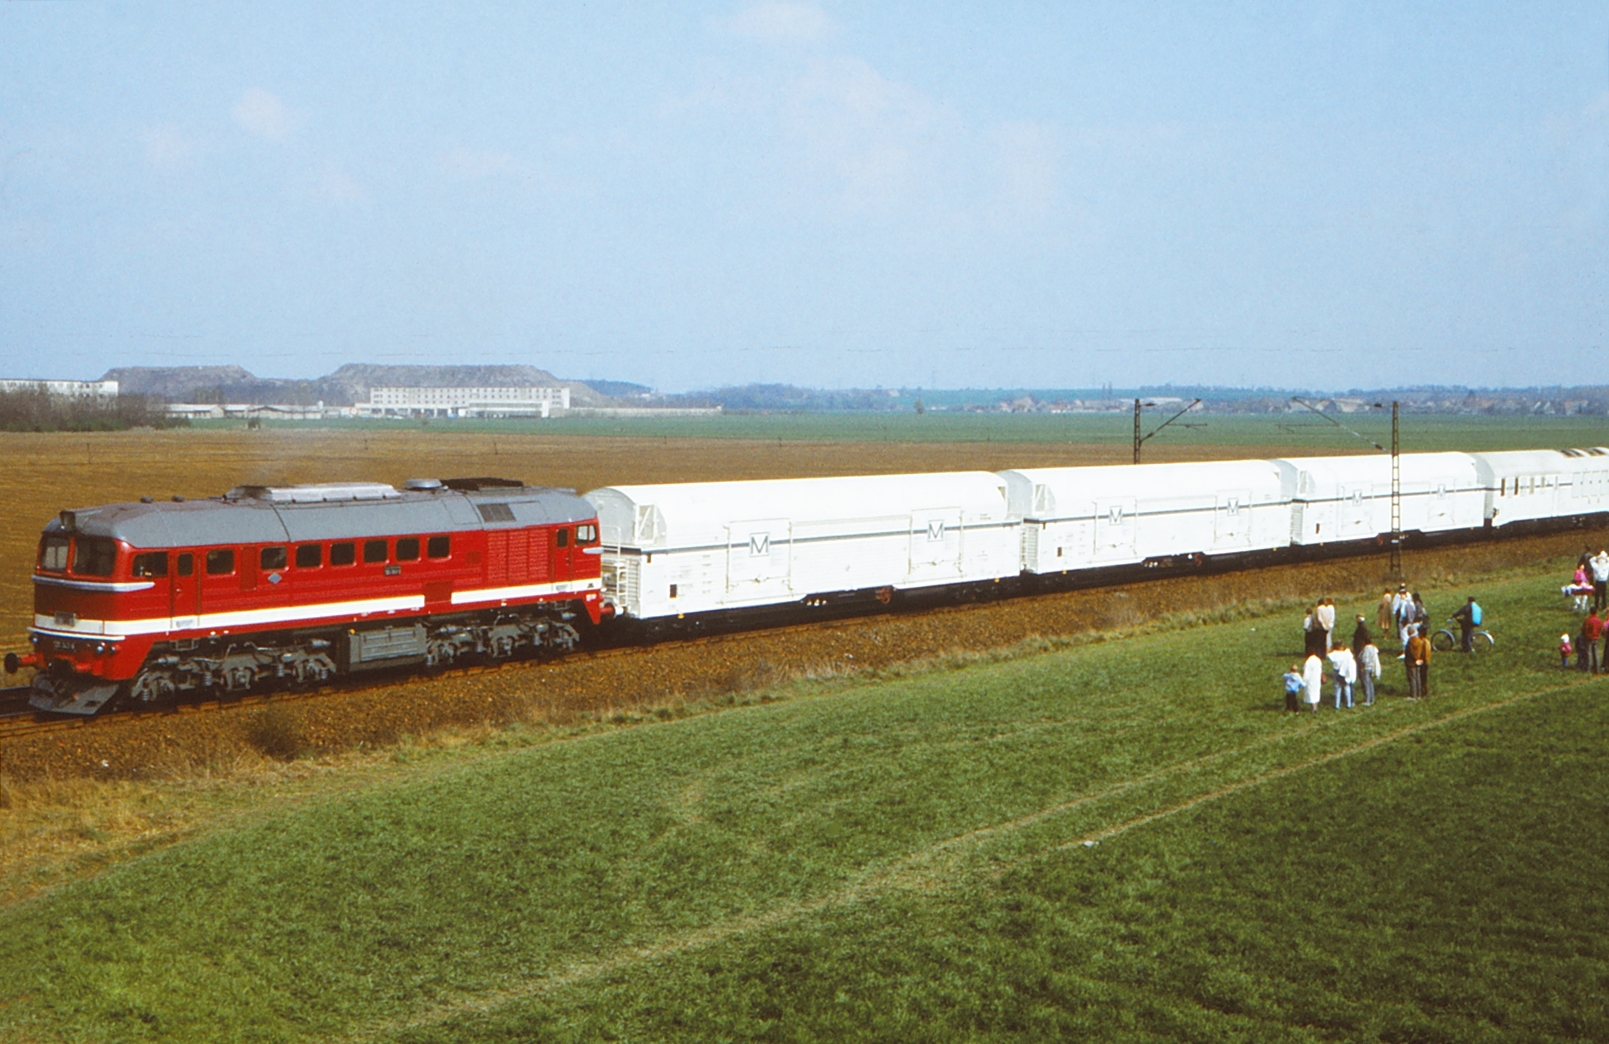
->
[10,448,1609,714]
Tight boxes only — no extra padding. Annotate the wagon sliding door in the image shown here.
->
[1093,498,1138,563]
[1213,490,1254,550]
[726,518,792,597]
[909,508,964,582]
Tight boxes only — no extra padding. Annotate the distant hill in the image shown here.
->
[579,379,655,400]
[103,365,609,407]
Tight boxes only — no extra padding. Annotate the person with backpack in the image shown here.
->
[1451,597,1482,653]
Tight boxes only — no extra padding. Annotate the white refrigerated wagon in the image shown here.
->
[1471,448,1609,527]
[998,460,1290,573]
[1274,453,1484,545]
[585,472,1020,620]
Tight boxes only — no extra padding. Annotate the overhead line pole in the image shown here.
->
[1390,400,1401,578]
[1133,398,1203,464]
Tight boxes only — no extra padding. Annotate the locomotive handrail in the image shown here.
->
[33,576,156,593]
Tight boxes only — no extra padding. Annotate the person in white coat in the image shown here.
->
[1315,598,1337,653]
[1357,641,1381,706]
[1302,653,1324,713]
[1591,550,1609,612]
[1327,644,1357,709]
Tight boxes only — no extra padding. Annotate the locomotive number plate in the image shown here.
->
[54,610,78,626]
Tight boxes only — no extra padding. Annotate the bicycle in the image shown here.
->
[1431,617,1493,653]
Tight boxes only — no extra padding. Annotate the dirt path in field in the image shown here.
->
[345,672,1588,1044]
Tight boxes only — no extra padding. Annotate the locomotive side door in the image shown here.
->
[552,526,574,583]
[170,551,200,630]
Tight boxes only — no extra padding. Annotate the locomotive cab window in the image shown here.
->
[556,528,569,548]
[206,549,235,575]
[364,539,388,564]
[40,536,69,572]
[260,546,288,571]
[72,537,116,577]
[132,552,168,578]
[426,535,450,559]
[395,537,420,561]
[176,553,194,577]
[295,544,322,568]
[330,542,356,566]
[576,524,598,543]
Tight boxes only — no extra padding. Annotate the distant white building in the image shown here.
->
[358,385,571,418]
[0,378,118,400]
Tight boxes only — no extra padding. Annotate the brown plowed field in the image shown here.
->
[0,428,1595,782]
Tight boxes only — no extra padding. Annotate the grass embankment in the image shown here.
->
[1,565,1606,1042]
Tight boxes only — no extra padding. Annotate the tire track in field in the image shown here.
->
[347,679,1586,1044]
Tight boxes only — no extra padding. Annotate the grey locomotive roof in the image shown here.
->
[46,480,595,549]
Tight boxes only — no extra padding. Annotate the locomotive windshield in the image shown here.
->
[71,537,116,577]
[39,536,69,571]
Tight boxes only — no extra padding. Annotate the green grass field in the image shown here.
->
[197,412,1609,452]
[2,562,1605,1042]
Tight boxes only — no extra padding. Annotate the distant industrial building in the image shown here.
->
[357,385,572,418]
[0,378,119,400]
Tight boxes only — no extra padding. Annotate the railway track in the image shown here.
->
[0,630,749,743]
[3,520,1604,751]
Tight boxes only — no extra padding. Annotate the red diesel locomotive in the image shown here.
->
[6,477,605,714]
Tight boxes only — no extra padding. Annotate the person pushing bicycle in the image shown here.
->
[1452,596,1482,653]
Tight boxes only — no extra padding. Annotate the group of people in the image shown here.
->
[1561,548,1609,613]
[1284,604,1384,712]
[1557,549,1609,670]
[1283,583,1475,711]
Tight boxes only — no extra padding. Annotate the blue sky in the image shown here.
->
[2,2,1606,392]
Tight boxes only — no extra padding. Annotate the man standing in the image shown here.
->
[1315,597,1336,654]
[1351,614,1371,657]
[1585,610,1604,673]
[1377,590,1395,634]
[1591,550,1609,613]
[1451,597,1481,653]
[1328,644,1357,709]
[1392,585,1414,651]
[1406,626,1432,698]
